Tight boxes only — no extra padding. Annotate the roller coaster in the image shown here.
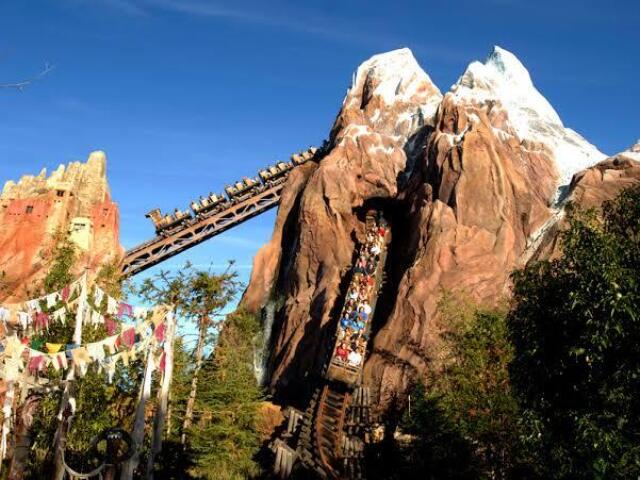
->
[273,213,389,479]
[120,146,384,479]
[120,147,317,277]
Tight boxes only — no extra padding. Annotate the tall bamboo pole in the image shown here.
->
[0,380,15,471]
[146,310,176,479]
[181,315,208,445]
[121,342,155,480]
[53,271,87,480]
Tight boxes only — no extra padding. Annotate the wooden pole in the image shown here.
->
[181,315,207,445]
[0,380,15,471]
[53,271,87,480]
[146,310,176,479]
[7,393,41,480]
[121,341,155,480]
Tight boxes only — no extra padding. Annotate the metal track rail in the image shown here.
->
[121,182,285,277]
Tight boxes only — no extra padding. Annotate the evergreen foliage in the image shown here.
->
[187,309,263,480]
[508,185,640,479]
[135,262,258,479]
[397,296,528,479]
[25,235,142,477]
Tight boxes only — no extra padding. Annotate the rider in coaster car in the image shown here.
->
[340,312,355,330]
[348,345,363,366]
[352,317,366,332]
[336,343,349,362]
[365,262,376,276]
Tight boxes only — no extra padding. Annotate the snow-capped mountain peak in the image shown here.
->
[347,48,441,107]
[451,45,606,191]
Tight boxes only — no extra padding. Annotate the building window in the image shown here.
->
[57,190,65,197]
[25,206,34,214]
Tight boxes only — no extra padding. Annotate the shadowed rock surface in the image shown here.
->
[242,47,639,413]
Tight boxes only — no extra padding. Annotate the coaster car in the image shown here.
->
[259,161,293,182]
[191,192,225,215]
[291,147,318,166]
[146,208,192,235]
[225,176,260,200]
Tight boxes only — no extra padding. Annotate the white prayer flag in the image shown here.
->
[107,296,119,315]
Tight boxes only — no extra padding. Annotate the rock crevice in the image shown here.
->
[242,47,638,412]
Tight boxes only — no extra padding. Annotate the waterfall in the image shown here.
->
[253,300,276,386]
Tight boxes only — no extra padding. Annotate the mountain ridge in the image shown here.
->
[242,45,639,412]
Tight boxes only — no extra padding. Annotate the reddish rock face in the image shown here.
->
[0,151,123,303]
[530,148,640,261]
[244,48,639,412]
[243,48,442,399]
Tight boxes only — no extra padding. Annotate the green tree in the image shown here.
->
[137,263,240,435]
[396,295,529,480]
[148,335,195,478]
[15,235,142,479]
[188,309,263,480]
[10,232,78,478]
[508,185,640,479]
[404,296,524,479]
[181,265,240,446]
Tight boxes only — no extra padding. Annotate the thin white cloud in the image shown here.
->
[213,234,266,249]
[52,96,96,114]
[64,0,147,16]
[104,0,146,15]
[142,0,470,62]
[73,0,471,64]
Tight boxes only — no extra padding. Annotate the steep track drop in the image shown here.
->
[273,213,390,479]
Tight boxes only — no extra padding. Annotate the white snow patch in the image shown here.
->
[443,125,470,146]
[343,124,372,139]
[451,46,606,190]
[351,48,434,105]
[621,140,640,161]
[343,48,443,129]
[621,150,640,162]
[467,112,481,125]
[367,144,396,156]
[492,126,514,143]
[523,208,566,262]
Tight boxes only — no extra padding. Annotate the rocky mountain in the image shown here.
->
[0,151,123,303]
[242,46,639,412]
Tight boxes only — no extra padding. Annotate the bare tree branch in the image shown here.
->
[0,62,54,91]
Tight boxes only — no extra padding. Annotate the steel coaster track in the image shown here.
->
[120,145,320,277]
[121,182,285,277]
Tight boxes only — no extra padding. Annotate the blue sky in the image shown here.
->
[1,0,638,292]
